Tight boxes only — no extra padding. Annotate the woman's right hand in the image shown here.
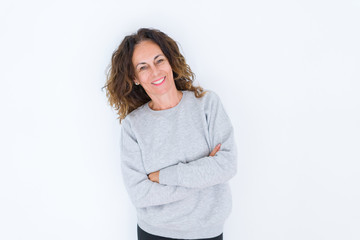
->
[209,144,221,157]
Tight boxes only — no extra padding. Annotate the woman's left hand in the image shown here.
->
[148,171,160,183]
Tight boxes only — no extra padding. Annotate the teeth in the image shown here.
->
[152,77,165,84]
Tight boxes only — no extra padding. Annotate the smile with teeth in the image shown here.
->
[152,76,166,85]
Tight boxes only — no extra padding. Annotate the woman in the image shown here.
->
[104,28,237,240]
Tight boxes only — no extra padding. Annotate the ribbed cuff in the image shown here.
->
[159,165,178,186]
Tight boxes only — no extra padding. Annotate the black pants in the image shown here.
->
[137,224,223,240]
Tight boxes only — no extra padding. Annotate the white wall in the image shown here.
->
[1,0,359,239]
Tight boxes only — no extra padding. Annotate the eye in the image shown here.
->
[139,65,147,71]
[156,58,164,64]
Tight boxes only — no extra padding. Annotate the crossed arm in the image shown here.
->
[147,92,237,189]
[148,144,221,183]
[120,92,237,207]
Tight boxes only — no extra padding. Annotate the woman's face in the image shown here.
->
[132,40,176,98]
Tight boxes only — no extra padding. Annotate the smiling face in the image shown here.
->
[132,40,177,99]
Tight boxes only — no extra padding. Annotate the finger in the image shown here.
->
[209,144,221,156]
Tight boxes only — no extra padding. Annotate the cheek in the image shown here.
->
[163,64,173,75]
[137,72,150,82]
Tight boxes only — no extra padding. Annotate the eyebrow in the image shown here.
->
[135,54,164,69]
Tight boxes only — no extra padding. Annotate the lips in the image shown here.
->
[151,76,166,85]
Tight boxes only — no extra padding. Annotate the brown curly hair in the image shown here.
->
[103,28,207,123]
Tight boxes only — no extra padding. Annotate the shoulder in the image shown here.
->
[185,89,220,104]
[195,89,222,110]
[184,89,225,119]
[121,103,148,127]
[203,89,220,102]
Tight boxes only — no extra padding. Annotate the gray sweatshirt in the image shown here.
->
[120,90,237,239]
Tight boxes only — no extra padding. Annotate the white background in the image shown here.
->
[1,0,359,239]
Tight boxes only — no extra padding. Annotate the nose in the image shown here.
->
[150,64,160,77]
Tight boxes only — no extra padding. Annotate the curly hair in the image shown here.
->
[103,28,207,123]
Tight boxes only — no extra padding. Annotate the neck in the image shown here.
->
[148,89,183,111]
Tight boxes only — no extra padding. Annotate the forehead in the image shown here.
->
[132,40,164,65]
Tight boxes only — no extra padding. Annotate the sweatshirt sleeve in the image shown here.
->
[120,117,199,208]
[159,91,238,189]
